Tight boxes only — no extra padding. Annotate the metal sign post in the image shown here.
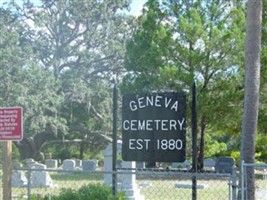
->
[112,85,118,195]
[192,82,198,200]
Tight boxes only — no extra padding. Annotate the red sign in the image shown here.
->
[0,107,23,141]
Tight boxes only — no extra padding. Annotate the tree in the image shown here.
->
[258,0,267,136]
[0,6,66,159]
[240,0,262,199]
[2,0,134,160]
[0,8,29,106]
[122,0,246,168]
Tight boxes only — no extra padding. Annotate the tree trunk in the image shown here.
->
[13,132,48,161]
[79,142,85,160]
[239,1,262,200]
[13,138,40,160]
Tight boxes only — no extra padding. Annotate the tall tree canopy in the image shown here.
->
[1,0,134,160]
[122,0,246,167]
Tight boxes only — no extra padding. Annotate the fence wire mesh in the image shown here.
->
[9,167,234,200]
[241,162,267,200]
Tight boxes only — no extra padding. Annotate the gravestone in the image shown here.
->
[171,160,191,169]
[82,160,96,171]
[92,159,98,167]
[75,159,82,168]
[25,158,37,168]
[215,157,235,174]
[13,162,23,169]
[136,162,145,169]
[103,143,144,200]
[103,143,122,186]
[12,171,28,187]
[119,161,145,200]
[175,181,208,189]
[45,159,58,169]
[204,158,215,171]
[183,160,191,169]
[117,160,123,168]
[63,159,76,171]
[31,163,54,188]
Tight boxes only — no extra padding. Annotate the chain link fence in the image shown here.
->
[9,166,236,200]
[240,161,267,200]
[6,159,267,200]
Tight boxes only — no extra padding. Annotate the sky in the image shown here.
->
[0,0,147,16]
[129,0,147,16]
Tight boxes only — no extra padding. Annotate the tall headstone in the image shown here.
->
[103,142,123,186]
[103,143,144,200]
[119,161,144,200]
[103,144,115,186]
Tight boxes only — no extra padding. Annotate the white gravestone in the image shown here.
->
[172,160,191,170]
[25,158,37,168]
[136,162,145,169]
[12,171,28,187]
[31,163,54,188]
[103,143,144,200]
[103,144,114,186]
[75,159,82,168]
[45,159,58,169]
[13,162,23,169]
[119,161,144,200]
[103,143,122,186]
[63,159,76,171]
[204,158,215,171]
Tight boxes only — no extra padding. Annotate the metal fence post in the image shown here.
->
[27,168,32,200]
[232,166,237,200]
[241,160,244,200]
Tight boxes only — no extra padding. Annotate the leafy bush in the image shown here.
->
[33,184,126,200]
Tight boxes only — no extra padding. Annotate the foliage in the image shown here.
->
[30,184,126,200]
[122,0,246,167]
[1,0,266,164]
[256,134,267,162]
[204,133,227,158]
[259,0,267,135]
[0,0,134,160]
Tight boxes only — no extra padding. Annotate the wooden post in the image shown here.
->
[2,141,12,200]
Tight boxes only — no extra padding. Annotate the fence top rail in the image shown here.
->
[12,167,232,178]
[242,162,267,168]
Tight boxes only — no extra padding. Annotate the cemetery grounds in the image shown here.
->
[7,168,233,200]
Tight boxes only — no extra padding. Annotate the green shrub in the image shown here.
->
[43,184,126,200]
[51,188,79,200]
[230,151,240,165]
